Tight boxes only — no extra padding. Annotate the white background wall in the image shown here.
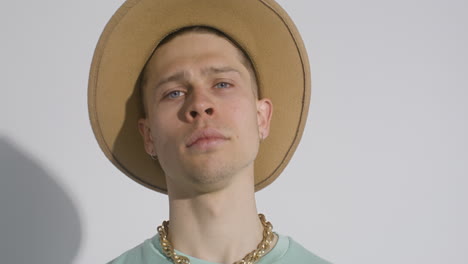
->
[1,0,467,263]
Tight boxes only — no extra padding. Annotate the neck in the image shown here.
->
[166,171,264,264]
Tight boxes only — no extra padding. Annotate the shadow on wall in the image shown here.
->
[0,136,82,264]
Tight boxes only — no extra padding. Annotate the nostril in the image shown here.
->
[188,107,213,119]
[205,108,213,115]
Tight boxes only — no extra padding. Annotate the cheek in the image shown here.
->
[228,99,259,138]
[149,115,174,151]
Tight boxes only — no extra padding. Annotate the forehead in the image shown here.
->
[144,32,247,78]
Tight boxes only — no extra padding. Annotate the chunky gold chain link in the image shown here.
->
[157,214,275,264]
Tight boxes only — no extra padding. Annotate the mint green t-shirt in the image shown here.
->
[108,233,330,264]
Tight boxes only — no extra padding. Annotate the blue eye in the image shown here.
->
[215,82,231,89]
[167,90,185,99]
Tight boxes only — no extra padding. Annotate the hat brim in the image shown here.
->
[88,0,310,194]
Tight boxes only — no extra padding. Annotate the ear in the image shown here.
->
[256,98,273,140]
[138,117,156,156]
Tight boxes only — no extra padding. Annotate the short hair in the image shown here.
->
[139,26,258,116]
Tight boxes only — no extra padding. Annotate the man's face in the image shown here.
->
[138,32,272,194]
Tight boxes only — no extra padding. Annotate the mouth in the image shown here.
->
[186,128,229,149]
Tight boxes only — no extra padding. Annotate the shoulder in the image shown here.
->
[107,235,169,264]
[278,235,332,264]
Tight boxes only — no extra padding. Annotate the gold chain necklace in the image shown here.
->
[157,214,275,264]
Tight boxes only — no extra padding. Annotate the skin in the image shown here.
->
[138,32,275,264]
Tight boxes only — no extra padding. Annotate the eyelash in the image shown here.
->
[214,82,232,89]
[165,90,185,99]
[163,81,233,99]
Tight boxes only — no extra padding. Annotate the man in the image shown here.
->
[88,0,330,263]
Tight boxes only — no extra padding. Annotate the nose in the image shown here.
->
[183,90,215,121]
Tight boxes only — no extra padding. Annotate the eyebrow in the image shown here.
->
[154,71,187,91]
[201,66,241,76]
[154,66,241,91]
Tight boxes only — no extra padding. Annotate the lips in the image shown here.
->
[186,128,229,148]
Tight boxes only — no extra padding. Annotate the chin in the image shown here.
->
[187,164,235,186]
[164,148,258,195]
[185,158,253,192]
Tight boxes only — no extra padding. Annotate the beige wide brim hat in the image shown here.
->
[88,0,310,194]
